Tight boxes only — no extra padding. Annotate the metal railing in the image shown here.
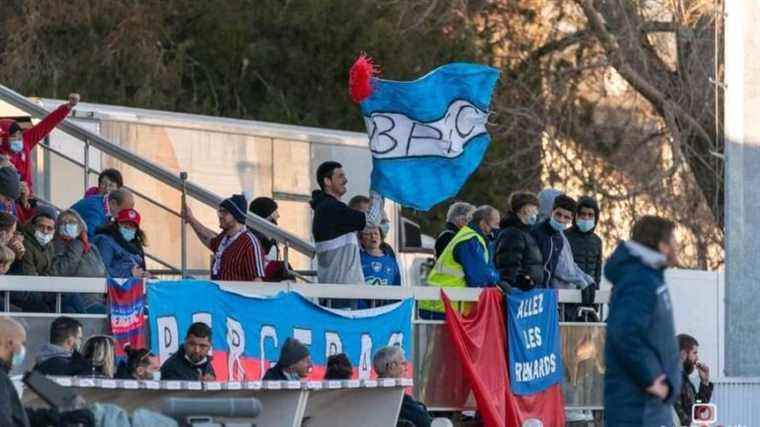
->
[0,275,611,315]
[0,85,316,278]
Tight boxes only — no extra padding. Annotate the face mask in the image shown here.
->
[151,371,161,381]
[525,214,537,226]
[9,138,22,153]
[12,345,25,367]
[576,218,595,233]
[60,223,79,239]
[34,230,53,246]
[549,217,568,232]
[119,226,136,242]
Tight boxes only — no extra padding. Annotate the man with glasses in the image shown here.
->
[373,346,431,427]
[530,194,577,288]
[184,194,266,282]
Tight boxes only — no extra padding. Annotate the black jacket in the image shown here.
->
[0,368,28,427]
[309,190,365,243]
[33,345,93,377]
[159,345,215,381]
[493,214,544,290]
[566,196,603,285]
[529,220,564,288]
[398,394,432,427]
[262,364,288,381]
[675,372,713,426]
[434,222,458,259]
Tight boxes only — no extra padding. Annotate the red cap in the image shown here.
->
[116,208,141,227]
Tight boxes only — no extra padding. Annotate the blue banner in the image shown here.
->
[359,63,499,211]
[506,289,564,395]
[147,280,413,381]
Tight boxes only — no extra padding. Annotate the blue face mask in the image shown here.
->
[60,223,79,239]
[549,217,568,232]
[526,214,537,226]
[12,345,25,367]
[576,218,595,233]
[9,138,22,153]
[119,226,136,242]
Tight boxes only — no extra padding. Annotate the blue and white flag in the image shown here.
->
[357,63,499,211]
[506,289,564,395]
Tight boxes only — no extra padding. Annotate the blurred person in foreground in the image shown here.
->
[324,353,353,380]
[604,215,681,426]
[0,316,94,427]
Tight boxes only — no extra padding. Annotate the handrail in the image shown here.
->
[0,276,613,304]
[0,85,316,258]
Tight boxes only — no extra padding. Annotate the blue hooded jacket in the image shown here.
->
[603,241,681,427]
[70,195,108,240]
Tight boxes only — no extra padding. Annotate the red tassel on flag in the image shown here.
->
[349,53,380,103]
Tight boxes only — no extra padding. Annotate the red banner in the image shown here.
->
[442,289,566,427]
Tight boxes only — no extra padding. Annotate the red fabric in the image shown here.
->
[84,186,100,197]
[116,208,141,226]
[442,289,566,427]
[0,104,71,188]
[209,230,266,281]
[348,54,379,103]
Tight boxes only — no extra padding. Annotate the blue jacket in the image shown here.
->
[92,231,144,278]
[451,223,500,287]
[529,220,564,288]
[71,195,108,240]
[604,241,681,427]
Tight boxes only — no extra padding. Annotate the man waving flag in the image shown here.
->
[350,56,500,211]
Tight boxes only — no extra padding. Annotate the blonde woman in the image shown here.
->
[82,335,115,378]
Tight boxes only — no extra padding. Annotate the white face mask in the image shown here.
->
[8,138,22,153]
[34,230,53,246]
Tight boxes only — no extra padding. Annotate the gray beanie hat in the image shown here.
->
[0,167,20,200]
[31,205,59,223]
[278,338,310,368]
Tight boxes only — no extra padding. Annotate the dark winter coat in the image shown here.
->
[493,214,544,290]
[0,367,29,427]
[262,364,289,381]
[310,190,366,285]
[19,225,54,276]
[604,241,681,427]
[434,222,459,259]
[529,220,564,288]
[398,394,433,427]
[566,196,603,285]
[674,372,713,426]
[159,345,215,381]
[33,344,93,377]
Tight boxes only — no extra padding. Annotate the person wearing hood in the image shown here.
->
[421,205,501,319]
[434,202,476,259]
[310,161,384,287]
[566,196,603,316]
[494,192,543,290]
[263,337,312,381]
[530,193,575,288]
[184,194,266,281]
[92,208,150,278]
[603,215,681,426]
[33,316,92,376]
[160,322,216,381]
[533,189,594,293]
[71,188,134,240]
[49,209,107,313]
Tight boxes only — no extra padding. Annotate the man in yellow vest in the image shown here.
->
[420,205,502,319]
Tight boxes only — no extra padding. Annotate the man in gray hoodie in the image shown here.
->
[33,316,93,376]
